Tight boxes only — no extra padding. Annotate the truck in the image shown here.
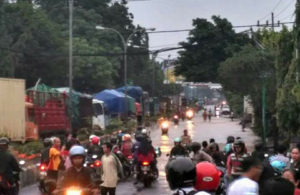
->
[0,78,38,141]
[26,84,70,136]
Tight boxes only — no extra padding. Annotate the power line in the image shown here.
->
[275,0,295,18]
[258,0,283,21]
[279,13,295,22]
[148,21,295,34]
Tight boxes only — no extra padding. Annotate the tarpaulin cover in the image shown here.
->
[56,87,93,130]
[117,86,143,102]
[94,89,136,114]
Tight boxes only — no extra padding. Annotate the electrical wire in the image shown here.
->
[275,0,295,18]
[148,21,295,34]
[258,0,283,21]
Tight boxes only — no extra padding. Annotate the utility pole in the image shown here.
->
[271,12,275,31]
[69,0,73,133]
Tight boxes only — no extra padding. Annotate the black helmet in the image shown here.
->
[43,138,52,147]
[165,156,196,190]
[0,137,9,145]
[227,136,235,144]
[234,139,244,146]
[190,142,201,153]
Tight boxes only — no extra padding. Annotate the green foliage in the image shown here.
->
[175,16,249,82]
[219,45,276,132]
[0,0,162,94]
[224,91,243,117]
[12,141,43,155]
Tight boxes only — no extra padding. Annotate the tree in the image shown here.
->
[0,1,66,87]
[175,16,249,82]
[219,45,276,134]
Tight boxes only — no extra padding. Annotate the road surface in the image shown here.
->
[20,114,258,195]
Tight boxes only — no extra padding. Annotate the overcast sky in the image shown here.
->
[127,0,296,60]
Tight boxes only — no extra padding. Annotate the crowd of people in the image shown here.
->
[166,131,300,195]
[1,124,300,195]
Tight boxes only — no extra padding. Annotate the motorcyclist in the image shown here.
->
[121,134,132,158]
[224,136,235,158]
[207,143,224,167]
[190,142,213,164]
[0,137,21,195]
[226,139,249,182]
[181,129,192,147]
[56,145,98,195]
[165,156,196,194]
[170,138,188,158]
[136,131,156,170]
[41,138,52,165]
[87,136,102,158]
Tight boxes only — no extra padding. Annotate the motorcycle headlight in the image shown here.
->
[186,110,193,117]
[162,122,169,128]
[19,160,25,165]
[66,187,82,195]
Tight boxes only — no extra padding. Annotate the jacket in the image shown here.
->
[0,149,21,185]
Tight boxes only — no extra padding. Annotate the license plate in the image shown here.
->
[142,166,150,171]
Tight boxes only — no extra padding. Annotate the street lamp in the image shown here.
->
[96,25,155,118]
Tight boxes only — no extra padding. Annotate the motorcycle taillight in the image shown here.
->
[142,161,149,166]
[127,155,133,159]
[40,164,47,171]
[94,160,101,167]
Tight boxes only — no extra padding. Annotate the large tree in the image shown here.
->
[219,45,276,134]
[0,1,66,87]
[175,16,249,82]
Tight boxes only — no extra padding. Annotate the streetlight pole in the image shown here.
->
[69,0,73,132]
[95,26,155,119]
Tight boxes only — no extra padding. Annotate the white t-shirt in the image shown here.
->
[227,177,259,195]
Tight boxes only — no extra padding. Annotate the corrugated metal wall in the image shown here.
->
[0,78,25,140]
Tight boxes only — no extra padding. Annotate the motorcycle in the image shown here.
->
[137,160,158,187]
[173,115,179,125]
[186,110,194,120]
[38,163,57,194]
[161,120,169,135]
[84,154,102,185]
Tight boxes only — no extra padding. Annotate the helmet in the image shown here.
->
[0,137,9,145]
[43,138,52,147]
[122,134,131,142]
[190,142,201,153]
[174,137,181,143]
[234,139,245,147]
[227,136,235,144]
[141,129,147,134]
[89,135,96,142]
[194,162,221,191]
[165,156,196,190]
[91,136,100,145]
[69,145,86,158]
[270,160,287,173]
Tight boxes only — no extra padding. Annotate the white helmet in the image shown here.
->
[141,129,147,134]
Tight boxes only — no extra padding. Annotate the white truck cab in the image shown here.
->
[92,99,106,130]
